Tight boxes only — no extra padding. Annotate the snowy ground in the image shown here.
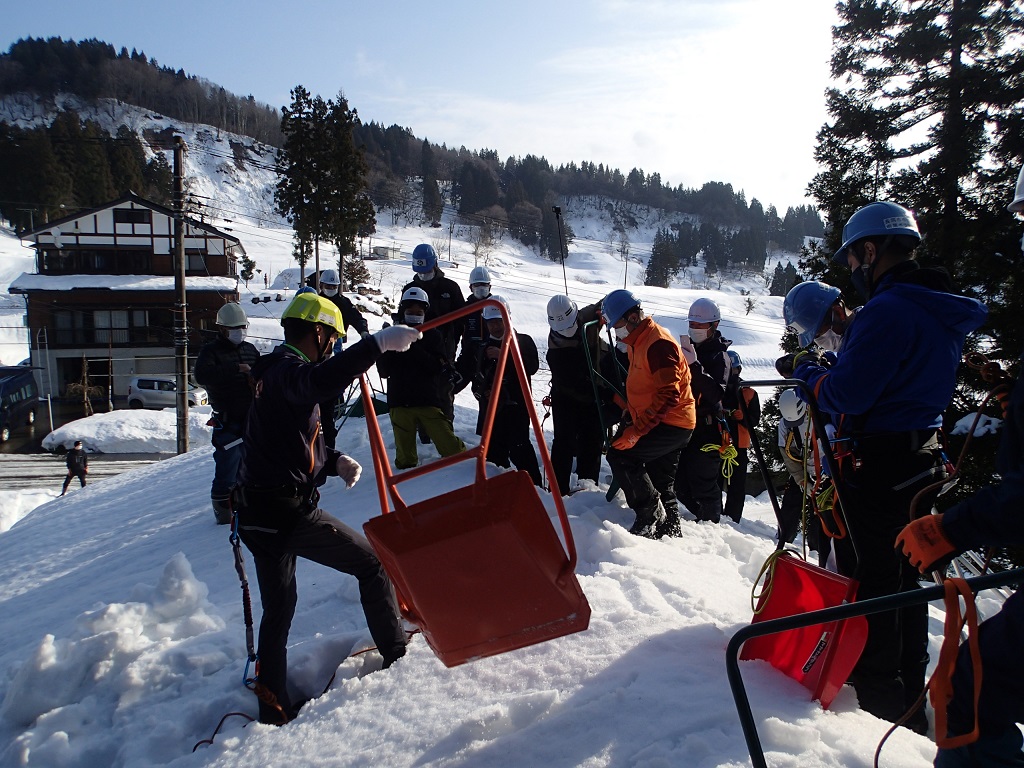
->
[0,118,967,765]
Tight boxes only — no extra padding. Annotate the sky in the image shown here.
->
[0,211,967,767]
[0,0,840,214]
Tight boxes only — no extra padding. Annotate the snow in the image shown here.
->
[0,102,955,766]
[8,274,238,293]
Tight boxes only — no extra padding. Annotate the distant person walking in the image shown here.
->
[61,440,88,495]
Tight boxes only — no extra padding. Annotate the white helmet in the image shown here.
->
[1009,165,1024,214]
[779,389,806,425]
[481,295,509,321]
[400,286,430,306]
[469,266,491,285]
[688,297,721,324]
[546,294,578,332]
[320,269,340,286]
[216,302,248,328]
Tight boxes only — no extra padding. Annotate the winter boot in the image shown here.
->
[655,504,682,538]
[629,499,666,539]
[212,496,232,525]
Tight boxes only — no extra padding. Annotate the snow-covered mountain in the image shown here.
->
[0,100,950,768]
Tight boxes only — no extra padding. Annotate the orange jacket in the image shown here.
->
[622,317,696,433]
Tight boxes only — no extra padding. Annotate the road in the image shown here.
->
[0,453,163,491]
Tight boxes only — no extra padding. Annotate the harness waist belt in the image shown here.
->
[855,429,940,453]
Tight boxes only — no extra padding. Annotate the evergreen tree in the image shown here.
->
[644,228,677,288]
[107,124,146,194]
[422,176,443,223]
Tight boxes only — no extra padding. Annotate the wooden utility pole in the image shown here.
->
[173,136,190,454]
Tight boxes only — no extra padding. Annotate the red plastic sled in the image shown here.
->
[740,553,868,708]
[361,300,591,667]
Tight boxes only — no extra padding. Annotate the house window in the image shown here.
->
[186,249,206,272]
[113,208,152,225]
[53,310,86,345]
[94,310,129,344]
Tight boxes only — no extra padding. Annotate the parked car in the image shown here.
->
[127,376,209,409]
[0,366,39,442]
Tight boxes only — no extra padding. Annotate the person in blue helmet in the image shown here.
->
[783,280,857,354]
[897,167,1024,767]
[233,292,421,724]
[602,289,695,538]
[779,201,987,733]
[401,244,466,364]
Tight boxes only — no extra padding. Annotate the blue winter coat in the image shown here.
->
[795,263,986,433]
[237,338,380,490]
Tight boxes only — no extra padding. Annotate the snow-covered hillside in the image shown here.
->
[0,102,950,767]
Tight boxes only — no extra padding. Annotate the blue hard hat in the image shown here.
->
[601,289,641,326]
[784,281,841,348]
[832,201,921,265]
[412,243,438,273]
[727,350,742,370]
[296,286,317,295]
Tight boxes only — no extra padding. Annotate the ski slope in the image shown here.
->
[0,112,954,764]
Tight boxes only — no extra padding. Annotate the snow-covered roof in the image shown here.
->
[7,273,238,293]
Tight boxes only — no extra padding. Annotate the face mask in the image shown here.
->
[227,328,247,345]
[472,286,490,300]
[689,327,710,345]
[416,270,435,281]
[614,325,630,341]
[555,322,578,338]
[815,328,843,352]
[404,312,425,326]
[321,287,339,297]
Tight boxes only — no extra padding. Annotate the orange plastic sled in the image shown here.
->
[741,554,868,708]
[361,300,591,667]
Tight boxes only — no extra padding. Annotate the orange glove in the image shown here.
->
[895,514,957,573]
[612,426,642,451]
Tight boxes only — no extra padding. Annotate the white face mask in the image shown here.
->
[555,322,578,338]
[321,286,339,297]
[416,270,435,281]
[227,328,247,345]
[472,285,491,300]
[614,325,630,341]
[404,312,425,326]
[689,327,710,345]
[815,328,843,353]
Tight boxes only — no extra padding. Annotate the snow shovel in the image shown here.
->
[361,300,591,667]
[737,379,867,708]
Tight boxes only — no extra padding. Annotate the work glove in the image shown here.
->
[612,425,642,451]
[360,331,372,341]
[336,454,362,488]
[895,514,957,573]
[775,348,822,379]
[679,336,697,365]
[372,325,421,353]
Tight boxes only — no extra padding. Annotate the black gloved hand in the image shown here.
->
[775,354,796,379]
[776,348,823,379]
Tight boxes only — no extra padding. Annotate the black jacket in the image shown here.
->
[545,303,607,404]
[194,336,261,432]
[377,327,451,409]
[402,267,466,360]
[66,447,88,473]
[237,338,380,491]
[690,330,730,422]
[473,332,539,408]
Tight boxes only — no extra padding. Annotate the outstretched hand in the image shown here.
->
[373,325,421,353]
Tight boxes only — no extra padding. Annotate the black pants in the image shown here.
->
[61,469,86,494]
[607,423,691,527]
[549,393,603,495]
[237,505,405,724]
[487,403,542,486]
[834,442,947,726]
[676,425,724,523]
